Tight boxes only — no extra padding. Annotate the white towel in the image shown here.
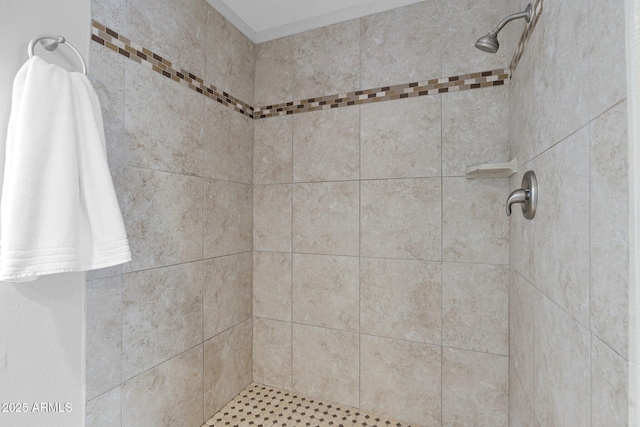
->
[0,56,131,282]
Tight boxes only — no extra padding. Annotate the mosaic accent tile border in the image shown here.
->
[89,18,530,121]
[90,22,255,119]
[203,383,417,427]
[254,69,509,119]
[509,0,544,73]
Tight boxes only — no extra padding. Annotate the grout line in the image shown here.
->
[119,36,128,427]
[201,90,207,422]
[123,164,253,186]
[86,383,122,405]
[201,251,205,424]
[592,0,594,414]
[253,248,510,267]
[120,251,253,277]
[121,339,205,387]
[290,101,295,392]
[512,363,536,423]
[357,101,362,409]
[439,90,444,426]
[515,266,588,324]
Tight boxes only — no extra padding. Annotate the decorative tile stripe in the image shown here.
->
[254,68,510,119]
[203,383,417,427]
[91,21,255,119]
[90,21,510,122]
[510,0,544,73]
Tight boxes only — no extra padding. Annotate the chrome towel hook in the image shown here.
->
[28,34,87,75]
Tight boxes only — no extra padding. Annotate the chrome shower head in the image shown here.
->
[475,32,500,53]
[475,3,532,53]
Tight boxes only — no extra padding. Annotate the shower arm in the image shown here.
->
[488,6,532,36]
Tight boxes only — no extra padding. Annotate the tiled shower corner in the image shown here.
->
[85,0,630,425]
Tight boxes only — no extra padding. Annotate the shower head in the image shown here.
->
[475,3,532,53]
[475,32,500,53]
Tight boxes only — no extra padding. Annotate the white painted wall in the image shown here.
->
[0,0,90,426]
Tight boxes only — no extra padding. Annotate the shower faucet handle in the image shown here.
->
[506,189,528,216]
[506,171,537,219]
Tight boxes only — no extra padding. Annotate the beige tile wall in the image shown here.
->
[86,0,255,425]
[86,0,631,426]
[253,1,511,425]
[507,0,629,426]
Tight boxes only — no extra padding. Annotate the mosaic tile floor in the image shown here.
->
[202,383,415,427]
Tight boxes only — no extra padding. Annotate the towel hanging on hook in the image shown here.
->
[27,34,87,75]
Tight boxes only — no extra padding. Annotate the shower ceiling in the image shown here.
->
[206,0,426,43]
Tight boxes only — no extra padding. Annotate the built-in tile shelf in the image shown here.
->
[465,158,517,179]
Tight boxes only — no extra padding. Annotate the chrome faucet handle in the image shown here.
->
[506,189,528,216]
[506,171,537,219]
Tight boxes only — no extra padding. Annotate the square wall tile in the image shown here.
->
[293,106,359,182]
[86,386,121,427]
[442,262,508,355]
[204,180,252,258]
[293,20,360,100]
[124,61,204,177]
[509,45,536,167]
[122,345,203,427]
[443,177,508,265]
[254,116,293,184]
[255,37,294,107]
[122,262,203,380]
[87,276,122,400]
[442,348,508,427]
[533,294,590,427]
[361,178,441,261]
[204,98,253,184]
[89,43,125,168]
[590,102,629,358]
[253,251,292,322]
[360,335,441,426]
[125,0,207,76]
[531,0,589,153]
[292,324,359,408]
[254,184,292,252]
[361,1,441,88]
[442,85,509,177]
[123,168,203,273]
[253,317,292,391]
[292,254,359,332]
[206,7,255,105]
[361,95,441,180]
[533,128,590,325]
[588,0,626,120]
[509,271,537,401]
[293,181,359,256]
[360,257,441,345]
[204,253,252,340]
[591,335,628,427]
[91,0,126,31]
[204,320,253,418]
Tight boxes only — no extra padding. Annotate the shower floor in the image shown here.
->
[202,383,416,427]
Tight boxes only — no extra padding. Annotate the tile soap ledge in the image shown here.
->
[465,158,517,179]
